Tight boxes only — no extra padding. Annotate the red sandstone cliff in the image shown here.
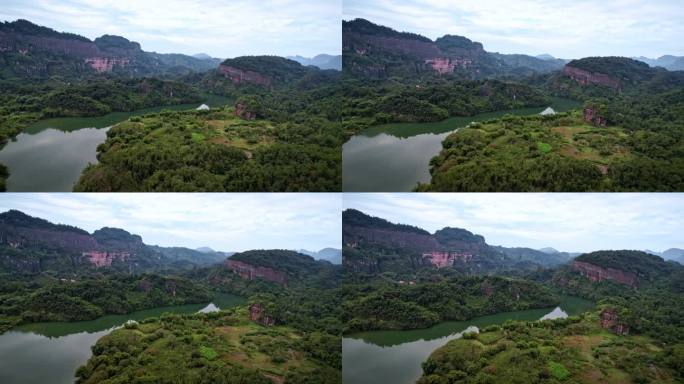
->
[563,66,622,91]
[225,259,288,285]
[218,65,272,86]
[573,260,637,287]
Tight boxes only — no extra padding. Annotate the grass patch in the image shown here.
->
[548,361,570,380]
[200,345,218,360]
[191,132,206,142]
[537,142,552,153]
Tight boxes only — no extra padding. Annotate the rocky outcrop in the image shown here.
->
[425,57,472,74]
[583,107,607,127]
[422,251,473,267]
[573,261,637,287]
[563,66,622,91]
[600,308,629,335]
[234,101,257,120]
[82,251,130,267]
[84,57,130,72]
[249,303,275,326]
[226,259,288,285]
[218,64,271,86]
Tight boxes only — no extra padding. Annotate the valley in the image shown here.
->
[343,296,594,384]
[341,19,684,192]
[0,208,343,383]
[0,19,342,192]
[341,207,684,384]
[0,96,231,191]
[0,294,243,384]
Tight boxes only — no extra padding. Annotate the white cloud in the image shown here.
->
[343,193,684,253]
[0,193,342,252]
[344,0,684,58]
[1,0,341,57]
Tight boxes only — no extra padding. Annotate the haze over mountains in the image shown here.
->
[287,54,342,70]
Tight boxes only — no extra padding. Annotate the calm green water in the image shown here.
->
[0,95,231,192]
[0,293,244,384]
[342,97,581,191]
[342,296,594,384]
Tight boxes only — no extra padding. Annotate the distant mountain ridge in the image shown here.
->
[297,247,342,264]
[287,54,341,70]
[633,55,684,71]
[0,210,226,274]
[0,19,219,78]
[644,248,684,264]
[342,18,565,80]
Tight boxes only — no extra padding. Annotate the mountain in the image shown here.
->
[536,53,558,61]
[645,248,684,264]
[572,250,678,287]
[539,247,559,254]
[207,55,339,90]
[0,210,222,274]
[342,18,565,80]
[0,19,219,79]
[192,53,213,60]
[298,247,342,264]
[224,249,339,287]
[147,245,227,265]
[634,55,684,71]
[343,209,569,275]
[287,54,342,70]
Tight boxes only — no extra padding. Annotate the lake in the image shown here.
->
[0,95,232,192]
[342,296,594,384]
[0,293,244,384]
[342,98,581,191]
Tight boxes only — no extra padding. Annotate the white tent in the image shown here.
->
[196,104,210,110]
[539,107,556,115]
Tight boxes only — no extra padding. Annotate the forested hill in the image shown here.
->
[342,18,565,80]
[343,209,571,276]
[0,19,218,79]
[0,210,227,274]
[227,249,338,282]
[575,250,679,282]
[343,208,429,235]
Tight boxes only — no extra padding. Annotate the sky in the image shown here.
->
[0,0,341,58]
[344,193,684,253]
[343,0,684,59]
[0,193,342,252]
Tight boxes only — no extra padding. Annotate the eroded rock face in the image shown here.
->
[218,65,271,86]
[583,107,607,127]
[249,303,275,326]
[563,65,622,91]
[234,101,256,120]
[422,251,473,267]
[573,261,637,287]
[84,57,130,72]
[82,251,130,267]
[600,308,630,335]
[425,57,473,74]
[225,259,288,285]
